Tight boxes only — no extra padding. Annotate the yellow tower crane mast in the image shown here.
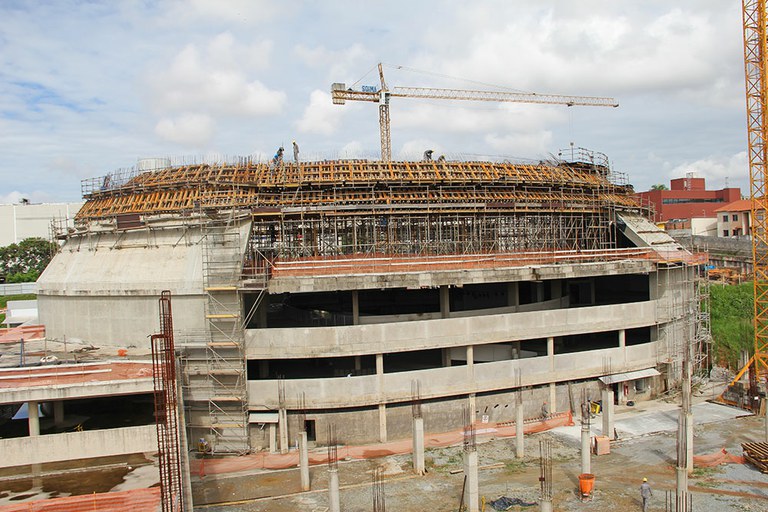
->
[331,63,619,162]
[743,0,768,379]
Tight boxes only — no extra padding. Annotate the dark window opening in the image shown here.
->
[383,349,443,373]
[556,331,618,354]
[305,420,316,442]
[358,288,440,317]
[519,338,548,357]
[449,283,508,312]
[247,356,376,380]
[625,327,652,346]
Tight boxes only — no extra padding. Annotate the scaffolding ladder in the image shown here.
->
[202,213,249,454]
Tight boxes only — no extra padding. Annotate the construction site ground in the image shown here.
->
[193,397,767,512]
[0,339,766,511]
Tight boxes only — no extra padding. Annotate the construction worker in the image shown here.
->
[272,146,284,166]
[292,140,299,163]
[541,401,549,419]
[639,477,653,511]
[437,155,446,163]
[423,149,433,162]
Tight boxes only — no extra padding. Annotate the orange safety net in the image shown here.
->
[192,412,573,476]
[0,487,160,512]
[693,448,745,468]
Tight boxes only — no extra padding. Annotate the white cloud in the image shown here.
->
[397,139,445,161]
[155,114,215,146]
[294,43,372,82]
[164,0,278,24]
[668,152,748,190]
[296,90,346,135]
[339,141,364,158]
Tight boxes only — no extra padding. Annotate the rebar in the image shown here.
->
[327,424,338,471]
[411,380,422,419]
[463,406,476,453]
[539,439,553,500]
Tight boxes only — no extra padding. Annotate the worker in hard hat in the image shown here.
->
[293,140,300,163]
[272,146,284,167]
[423,149,433,162]
[639,477,653,511]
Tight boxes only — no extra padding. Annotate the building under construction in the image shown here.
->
[37,149,709,454]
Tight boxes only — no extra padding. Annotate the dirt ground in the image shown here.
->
[193,413,768,512]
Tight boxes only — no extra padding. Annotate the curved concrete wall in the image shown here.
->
[247,342,660,409]
[245,300,658,358]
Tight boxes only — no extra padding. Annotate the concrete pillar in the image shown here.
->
[412,416,425,475]
[299,431,310,491]
[511,342,520,359]
[258,295,268,327]
[466,345,474,379]
[463,450,479,512]
[534,282,544,303]
[352,290,359,325]
[269,423,277,453]
[468,394,476,420]
[278,408,289,454]
[549,383,557,413]
[442,348,452,367]
[376,353,387,442]
[675,466,688,509]
[581,419,591,475]
[507,282,519,308]
[547,337,554,371]
[515,401,524,458]
[440,285,450,319]
[539,498,553,512]
[53,401,64,427]
[354,356,361,372]
[378,404,388,443]
[328,467,341,512]
[685,411,694,474]
[28,401,39,437]
[601,387,614,440]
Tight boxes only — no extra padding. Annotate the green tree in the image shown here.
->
[651,184,668,190]
[710,282,754,368]
[0,237,58,282]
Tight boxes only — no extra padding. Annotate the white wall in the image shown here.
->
[0,203,83,246]
[0,425,156,467]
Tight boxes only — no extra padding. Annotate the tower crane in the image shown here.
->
[331,63,619,161]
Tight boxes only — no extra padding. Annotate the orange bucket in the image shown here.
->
[578,473,595,496]
[117,348,128,357]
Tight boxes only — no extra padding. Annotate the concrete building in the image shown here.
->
[638,174,740,223]
[0,202,83,247]
[715,199,754,239]
[37,153,707,454]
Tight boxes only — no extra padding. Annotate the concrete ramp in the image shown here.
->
[617,212,691,261]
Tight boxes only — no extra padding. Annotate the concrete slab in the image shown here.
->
[552,401,751,442]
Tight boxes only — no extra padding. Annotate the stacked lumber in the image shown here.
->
[742,442,768,473]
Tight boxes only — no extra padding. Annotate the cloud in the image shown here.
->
[296,90,346,135]
[164,0,278,24]
[155,114,215,146]
[668,152,748,190]
[294,43,372,82]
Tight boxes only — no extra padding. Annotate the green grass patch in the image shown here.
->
[0,294,37,309]
[710,282,754,367]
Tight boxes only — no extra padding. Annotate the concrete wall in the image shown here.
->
[0,202,83,247]
[246,300,658,358]
[38,223,213,347]
[0,424,156,468]
[247,340,659,410]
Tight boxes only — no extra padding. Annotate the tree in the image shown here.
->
[651,184,668,190]
[0,237,58,282]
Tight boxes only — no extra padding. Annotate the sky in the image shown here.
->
[0,0,751,204]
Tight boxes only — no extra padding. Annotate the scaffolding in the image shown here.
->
[199,211,250,454]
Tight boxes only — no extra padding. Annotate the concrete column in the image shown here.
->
[547,337,554,371]
[601,387,614,440]
[515,400,524,458]
[412,416,425,475]
[511,342,520,360]
[686,411,694,474]
[442,348,452,367]
[376,353,387,442]
[619,329,627,366]
[28,401,39,437]
[440,285,450,319]
[258,295,268,327]
[378,404,388,443]
[466,345,474,378]
[581,418,591,475]
[53,401,64,427]
[352,290,359,325]
[328,467,340,512]
[354,356,361,372]
[463,450,479,512]
[299,431,310,491]
[540,498,553,512]
[507,282,519,308]
[549,383,557,413]
[676,466,688,509]
[468,394,476,420]
[534,282,544,303]
[278,408,289,454]
[269,423,277,454]
[550,280,561,300]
